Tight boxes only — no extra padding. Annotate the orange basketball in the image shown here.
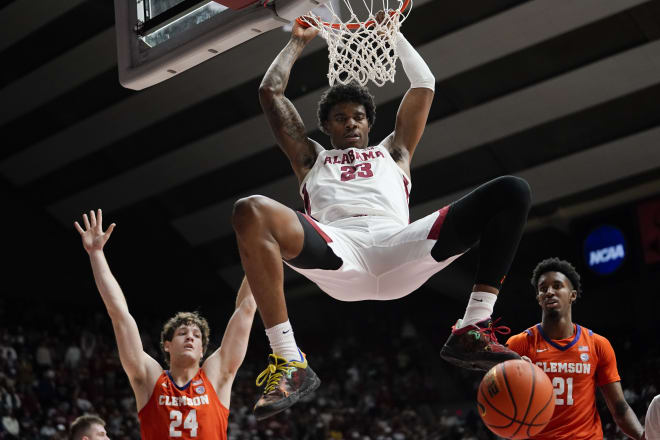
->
[477,359,555,439]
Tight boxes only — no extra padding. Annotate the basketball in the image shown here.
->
[477,359,555,439]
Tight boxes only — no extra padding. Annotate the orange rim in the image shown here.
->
[295,0,411,30]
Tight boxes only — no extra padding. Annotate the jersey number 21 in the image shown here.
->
[552,377,574,405]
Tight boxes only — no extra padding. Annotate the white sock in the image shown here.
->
[458,291,497,328]
[265,320,302,362]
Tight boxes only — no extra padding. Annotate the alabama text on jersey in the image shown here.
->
[300,144,410,225]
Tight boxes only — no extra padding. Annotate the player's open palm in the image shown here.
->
[74,209,116,253]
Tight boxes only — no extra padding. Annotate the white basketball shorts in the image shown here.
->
[284,206,462,301]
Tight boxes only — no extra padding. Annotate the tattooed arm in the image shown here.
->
[259,21,321,184]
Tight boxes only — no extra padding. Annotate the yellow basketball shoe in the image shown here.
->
[253,351,320,420]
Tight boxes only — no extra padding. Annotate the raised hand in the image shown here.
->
[292,17,319,44]
[74,209,116,254]
[374,9,399,36]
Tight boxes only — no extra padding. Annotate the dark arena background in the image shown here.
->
[1,0,660,439]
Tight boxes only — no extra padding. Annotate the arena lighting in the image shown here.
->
[583,225,626,275]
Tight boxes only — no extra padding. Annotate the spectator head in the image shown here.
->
[70,415,109,440]
[160,312,210,367]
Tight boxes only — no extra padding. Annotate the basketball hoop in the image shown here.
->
[297,0,412,87]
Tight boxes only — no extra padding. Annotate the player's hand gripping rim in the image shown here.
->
[292,16,320,44]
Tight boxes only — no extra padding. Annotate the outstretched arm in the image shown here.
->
[388,33,435,170]
[259,21,321,183]
[203,277,257,408]
[74,209,161,410]
[600,381,644,440]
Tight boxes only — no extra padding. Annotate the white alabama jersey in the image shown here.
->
[299,144,411,225]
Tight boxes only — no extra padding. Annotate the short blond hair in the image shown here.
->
[70,415,105,440]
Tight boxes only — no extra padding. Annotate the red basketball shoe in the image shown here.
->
[440,317,520,371]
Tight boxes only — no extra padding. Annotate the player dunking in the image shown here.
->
[232,21,531,419]
[75,209,256,439]
[506,258,644,439]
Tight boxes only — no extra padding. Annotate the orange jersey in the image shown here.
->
[506,324,620,440]
[138,369,228,440]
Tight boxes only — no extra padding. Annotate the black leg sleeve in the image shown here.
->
[431,176,531,289]
[285,212,343,270]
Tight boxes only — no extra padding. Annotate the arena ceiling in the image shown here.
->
[2,0,660,309]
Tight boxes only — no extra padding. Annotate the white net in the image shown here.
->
[299,0,411,87]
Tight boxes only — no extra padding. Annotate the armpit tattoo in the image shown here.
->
[389,147,403,162]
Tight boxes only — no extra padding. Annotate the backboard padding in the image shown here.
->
[114,0,328,90]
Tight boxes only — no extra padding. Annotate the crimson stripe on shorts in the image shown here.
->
[302,184,311,215]
[402,174,411,223]
[427,205,450,240]
[402,175,410,203]
[302,213,333,243]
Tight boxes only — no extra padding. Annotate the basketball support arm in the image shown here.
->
[114,0,330,90]
[397,33,435,91]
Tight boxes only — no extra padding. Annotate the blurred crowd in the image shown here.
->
[0,299,657,440]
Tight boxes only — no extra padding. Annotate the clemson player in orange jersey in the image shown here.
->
[506,258,644,440]
[75,209,256,439]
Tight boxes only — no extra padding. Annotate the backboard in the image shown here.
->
[114,0,328,90]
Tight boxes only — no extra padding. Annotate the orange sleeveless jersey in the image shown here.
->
[506,324,620,440]
[138,369,228,440]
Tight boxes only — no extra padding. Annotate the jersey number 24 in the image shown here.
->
[170,409,198,437]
